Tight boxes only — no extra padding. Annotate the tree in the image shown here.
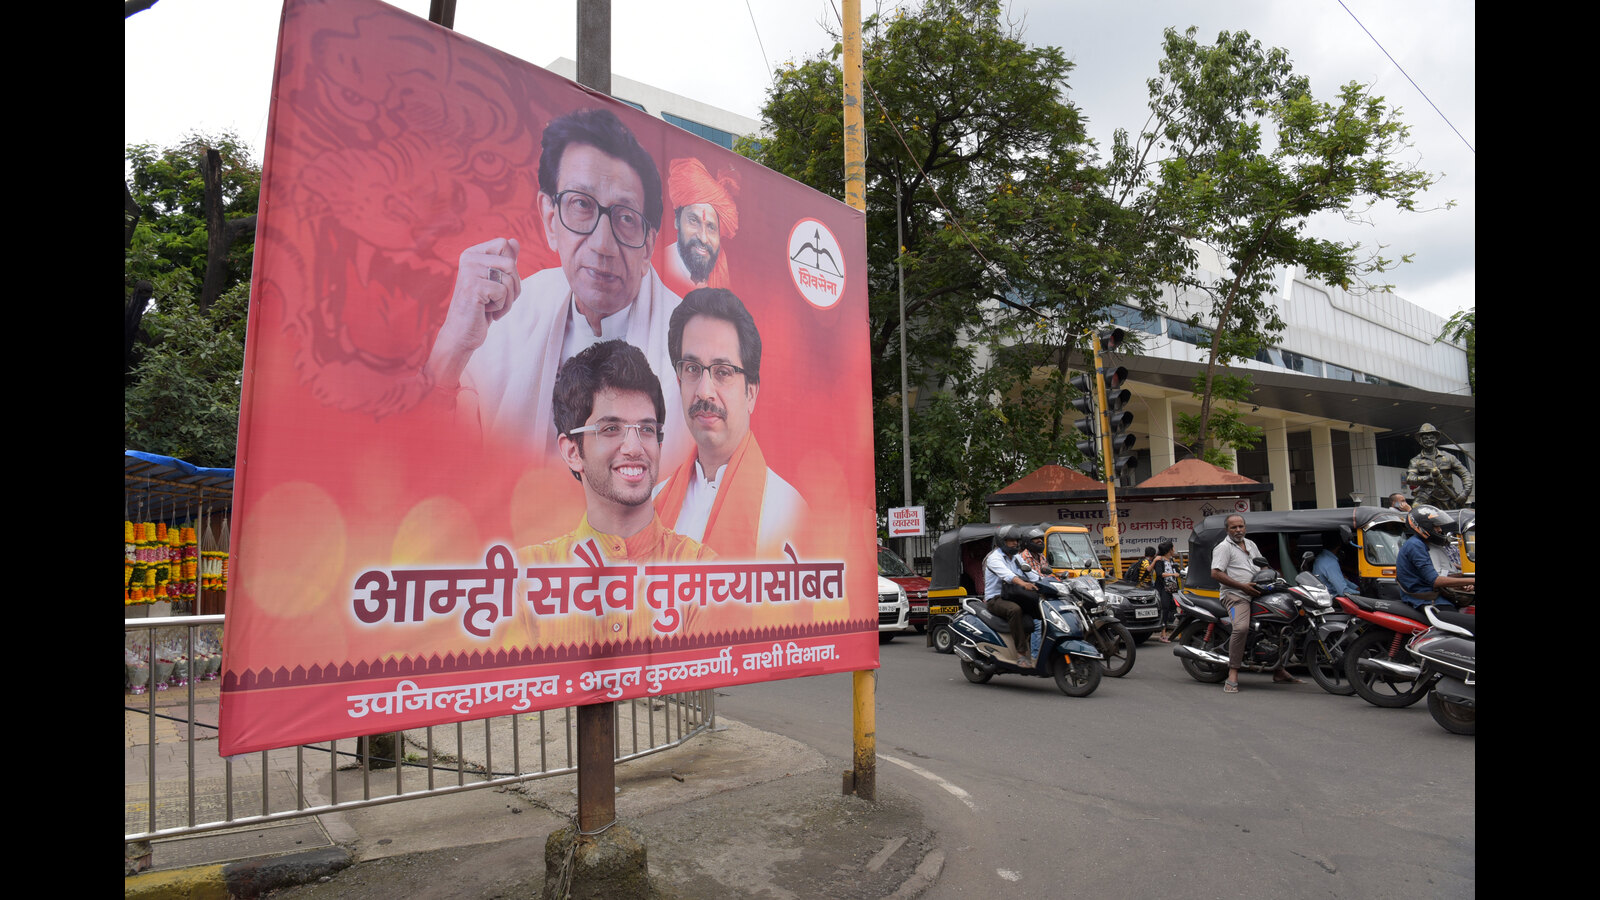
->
[124,283,248,467]
[1127,28,1437,464]
[1437,308,1474,395]
[125,132,259,464]
[742,0,1108,524]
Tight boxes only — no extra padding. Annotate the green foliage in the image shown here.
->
[1436,307,1474,395]
[125,131,260,297]
[1131,27,1435,458]
[125,132,260,466]
[743,0,1116,526]
[124,283,248,467]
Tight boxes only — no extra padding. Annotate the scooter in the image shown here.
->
[948,579,1105,697]
[1406,605,1475,735]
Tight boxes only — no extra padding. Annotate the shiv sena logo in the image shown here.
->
[787,218,845,310]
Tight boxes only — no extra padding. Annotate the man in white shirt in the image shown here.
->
[422,107,688,469]
[1210,514,1298,693]
[982,527,1040,667]
[652,288,807,559]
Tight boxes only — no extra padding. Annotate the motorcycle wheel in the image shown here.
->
[1176,620,1229,684]
[1098,623,1137,678]
[1427,690,1475,735]
[1303,625,1356,696]
[960,659,993,684]
[1345,627,1430,708]
[931,625,955,654]
[1053,654,1102,697]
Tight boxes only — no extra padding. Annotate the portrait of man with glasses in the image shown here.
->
[422,107,689,470]
[519,339,713,568]
[653,288,809,560]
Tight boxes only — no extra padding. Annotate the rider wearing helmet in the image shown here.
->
[1395,505,1474,608]
[982,526,1040,667]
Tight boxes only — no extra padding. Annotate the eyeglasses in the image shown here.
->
[566,421,664,443]
[553,190,649,248]
[674,360,747,386]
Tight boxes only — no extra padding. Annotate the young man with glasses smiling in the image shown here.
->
[520,339,712,568]
[424,107,689,471]
[652,289,808,560]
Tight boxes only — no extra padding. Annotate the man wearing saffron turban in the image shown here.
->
[660,158,740,296]
[653,288,808,560]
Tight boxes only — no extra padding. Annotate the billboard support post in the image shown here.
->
[574,0,618,836]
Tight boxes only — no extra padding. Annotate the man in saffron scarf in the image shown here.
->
[653,289,808,560]
[658,158,739,296]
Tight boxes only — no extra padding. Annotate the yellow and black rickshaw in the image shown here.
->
[1179,506,1409,602]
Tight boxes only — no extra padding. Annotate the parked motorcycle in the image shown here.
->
[1058,576,1138,677]
[1171,556,1347,686]
[948,580,1105,697]
[1340,594,1436,708]
[1407,605,1475,735]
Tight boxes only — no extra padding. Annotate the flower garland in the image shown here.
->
[126,520,220,605]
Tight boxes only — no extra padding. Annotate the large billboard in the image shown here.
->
[219,0,875,757]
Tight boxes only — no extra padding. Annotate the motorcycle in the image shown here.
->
[1339,594,1437,708]
[1171,555,1348,687]
[1406,605,1475,735]
[1059,576,1138,677]
[948,579,1105,697]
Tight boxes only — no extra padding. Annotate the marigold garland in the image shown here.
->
[125,519,225,606]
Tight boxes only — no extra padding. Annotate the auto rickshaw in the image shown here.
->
[1179,506,1409,601]
[923,524,1010,654]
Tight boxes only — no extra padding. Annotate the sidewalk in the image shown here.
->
[125,684,943,898]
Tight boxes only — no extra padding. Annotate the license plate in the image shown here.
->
[879,604,896,613]
[1135,608,1158,619]
[912,605,928,613]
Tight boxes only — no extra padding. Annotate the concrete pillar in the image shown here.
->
[1311,424,1336,509]
[1265,418,1292,512]
[1348,430,1379,505]
[1148,395,1176,474]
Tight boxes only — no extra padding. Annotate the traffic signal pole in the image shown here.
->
[842,0,876,803]
[1089,332,1123,578]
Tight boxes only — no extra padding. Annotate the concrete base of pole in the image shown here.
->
[544,823,651,900]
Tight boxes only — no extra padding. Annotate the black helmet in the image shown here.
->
[998,525,1022,555]
[1020,525,1046,554]
[1407,505,1457,547]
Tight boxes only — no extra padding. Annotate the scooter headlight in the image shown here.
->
[1042,602,1073,633]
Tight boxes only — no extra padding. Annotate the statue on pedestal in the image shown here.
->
[1404,423,1473,509]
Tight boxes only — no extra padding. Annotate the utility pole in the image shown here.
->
[842,0,876,803]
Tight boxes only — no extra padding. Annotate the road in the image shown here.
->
[717,633,1474,899]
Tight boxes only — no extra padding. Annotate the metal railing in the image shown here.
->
[125,615,715,845]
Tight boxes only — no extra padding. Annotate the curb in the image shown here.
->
[125,847,353,900]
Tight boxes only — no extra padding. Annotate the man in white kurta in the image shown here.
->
[421,107,688,469]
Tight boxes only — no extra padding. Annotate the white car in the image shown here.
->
[878,575,911,643]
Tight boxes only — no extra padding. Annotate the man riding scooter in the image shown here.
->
[982,526,1041,668]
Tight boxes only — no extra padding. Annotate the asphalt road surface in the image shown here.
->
[717,633,1474,899]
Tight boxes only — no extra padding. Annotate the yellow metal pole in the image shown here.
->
[1092,332,1123,578]
[842,0,875,803]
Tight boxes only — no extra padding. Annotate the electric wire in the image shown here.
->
[1336,0,1474,154]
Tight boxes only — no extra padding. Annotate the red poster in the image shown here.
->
[219,0,875,757]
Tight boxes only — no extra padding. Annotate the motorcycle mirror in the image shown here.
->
[1299,551,1315,569]
[1252,557,1269,567]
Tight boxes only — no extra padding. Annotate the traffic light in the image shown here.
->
[1101,361,1137,481]
[1069,372,1101,479]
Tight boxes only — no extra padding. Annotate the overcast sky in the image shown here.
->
[125,0,1474,319]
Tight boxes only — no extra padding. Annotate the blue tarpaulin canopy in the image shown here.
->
[124,451,234,525]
